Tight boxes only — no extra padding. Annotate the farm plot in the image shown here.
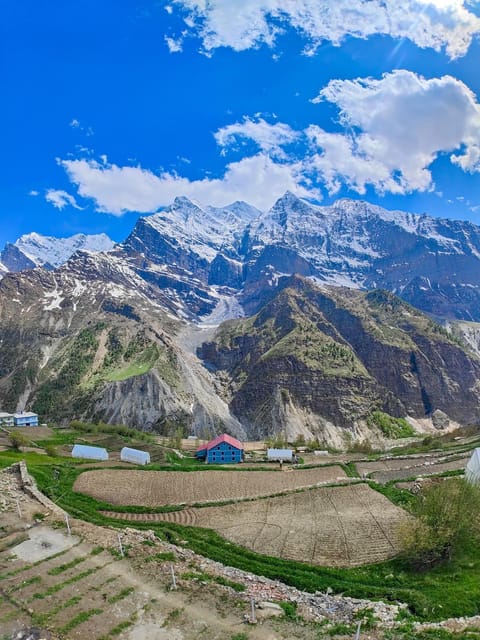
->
[371,456,469,484]
[74,466,347,506]
[105,484,407,567]
[355,453,470,478]
[0,534,151,640]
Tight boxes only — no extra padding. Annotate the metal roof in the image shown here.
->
[197,433,243,452]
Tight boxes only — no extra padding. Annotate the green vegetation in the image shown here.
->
[400,478,480,569]
[31,567,99,599]
[181,569,246,592]
[107,586,134,604]
[99,614,138,639]
[279,600,299,620]
[32,595,82,627]
[59,607,104,633]
[33,325,101,419]
[12,457,480,621]
[7,430,30,451]
[367,411,416,439]
[47,555,87,575]
[3,426,480,626]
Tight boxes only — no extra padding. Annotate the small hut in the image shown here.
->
[120,446,150,465]
[72,444,109,461]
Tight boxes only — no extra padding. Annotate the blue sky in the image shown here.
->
[1,0,480,246]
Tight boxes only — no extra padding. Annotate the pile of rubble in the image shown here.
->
[0,464,25,513]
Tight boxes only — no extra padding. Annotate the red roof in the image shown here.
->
[196,433,243,452]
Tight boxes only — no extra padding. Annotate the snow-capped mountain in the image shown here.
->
[0,231,114,273]
[3,192,480,322]
[114,191,480,321]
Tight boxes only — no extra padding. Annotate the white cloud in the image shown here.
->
[171,0,480,58]
[215,117,299,159]
[29,190,39,196]
[45,189,82,210]
[69,119,94,136]
[308,70,480,193]
[57,71,480,213]
[60,154,315,214]
[165,36,183,52]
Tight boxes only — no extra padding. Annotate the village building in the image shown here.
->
[13,412,39,427]
[196,433,244,464]
[0,412,14,427]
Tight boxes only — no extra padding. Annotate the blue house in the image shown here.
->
[196,433,244,464]
[13,412,39,427]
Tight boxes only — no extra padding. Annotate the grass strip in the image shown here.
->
[47,555,87,575]
[59,607,103,633]
[107,586,134,604]
[30,566,99,600]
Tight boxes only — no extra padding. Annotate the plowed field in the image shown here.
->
[74,466,347,506]
[103,483,406,567]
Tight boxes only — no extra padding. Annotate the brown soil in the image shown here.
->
[102,483,407,567]
[73,465,347,506]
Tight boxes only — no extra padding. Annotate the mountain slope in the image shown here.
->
[199,276,480,442]
[0,263,244,437]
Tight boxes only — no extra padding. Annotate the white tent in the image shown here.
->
[267,448,294,462]
[72,444,109,461]
[466,448,480,484]
[120,446,150,465]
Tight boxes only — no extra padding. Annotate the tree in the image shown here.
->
[399,478,480,569]
[8,431,30,452]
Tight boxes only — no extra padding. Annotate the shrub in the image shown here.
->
[399,478,480,569]
[8,431,29,451]
[368,411,415,439]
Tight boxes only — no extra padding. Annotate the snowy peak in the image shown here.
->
[15,232,114,267]
[0,231,114,275]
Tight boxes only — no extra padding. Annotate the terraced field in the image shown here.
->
[103,484,407,567]
[0,534,149,640]
[355,454,470,484]
[74,465,348,506]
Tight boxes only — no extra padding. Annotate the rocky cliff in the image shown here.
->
[199,276,480,442]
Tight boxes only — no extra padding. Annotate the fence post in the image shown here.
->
[354,620,362,640]
[117,533,124,557]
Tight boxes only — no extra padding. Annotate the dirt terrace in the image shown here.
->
[74,465,347,506]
